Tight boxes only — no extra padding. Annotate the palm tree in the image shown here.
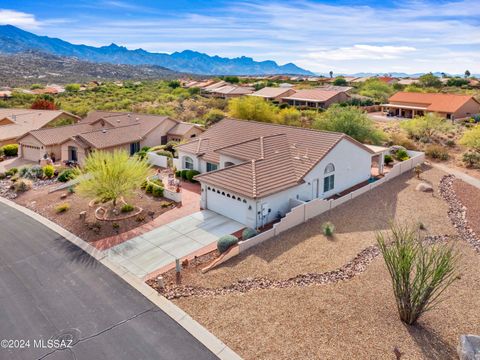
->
[329,70,333,78]
[465,70,471,78]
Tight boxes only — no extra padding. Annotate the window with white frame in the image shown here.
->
[323,163,335,192]
[183,156,194,170]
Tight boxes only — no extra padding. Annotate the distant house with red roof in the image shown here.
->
[381,92,480,120]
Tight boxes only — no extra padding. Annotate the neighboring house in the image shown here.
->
[176,118,381,228]
[381,92,480,120]
[17,111,204,164]
[377,76,399,84]
[397,78,419,86]
[0,109,79,147]
[249,87,296,102]
[281,88,349,108]
[206,85,254,98]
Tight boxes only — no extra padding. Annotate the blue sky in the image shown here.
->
[1,0,479,74]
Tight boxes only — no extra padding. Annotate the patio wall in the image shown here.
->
[238,150,425,253]
[147,152,181,169]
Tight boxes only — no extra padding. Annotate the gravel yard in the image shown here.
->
[175,167,454,289]
[453,179,480,236]
[175,240,479,360]
[12,182,175,242]
[169,166,480,359]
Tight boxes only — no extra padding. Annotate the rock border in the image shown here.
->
[439,174,480,253]
[160,234,450,299]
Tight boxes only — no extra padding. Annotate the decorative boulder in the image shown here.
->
[416,183,433,193]
[458,335,480,360]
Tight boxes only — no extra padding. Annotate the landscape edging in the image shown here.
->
[0,195,241,360]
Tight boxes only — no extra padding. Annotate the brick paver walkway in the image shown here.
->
[91,181,201,250]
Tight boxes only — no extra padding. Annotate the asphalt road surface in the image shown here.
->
[0,202,218,360]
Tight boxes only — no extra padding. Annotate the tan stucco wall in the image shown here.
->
[141,118,178,148]
[453,98,480,119]
[324,92,350,107]
[60,139,87,164]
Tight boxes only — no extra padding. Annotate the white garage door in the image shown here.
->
[206,187,249,225]
[21,144,41,161]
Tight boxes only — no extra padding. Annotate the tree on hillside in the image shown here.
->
[65,83,81,92]
[31,96,57,110]
[418,73,442,88]
[224,76,240,84]
[167,80,181,89]
[358,78,394,103]
[313,104,384,144]
[460,125,480,152]
[400,113,452,141]
[446,77,469,87]
[465,70,471,78]
[76,150,151,208]
[333,77,347,86]
[228,96,278,123]
[329,71,333,78]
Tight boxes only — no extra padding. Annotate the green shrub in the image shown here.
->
[377,223,458,325]
[445,139,455,147]
[2,144,18,156]
[322,222,335,237]
[425,144,449,161]
[58,169,76,182]
[242,227,258,240]
[5,167,18,176]
[395,149,410,161]
[140,180,148,189]
[462,151,480,168]
[175,170,181,178]
[121,204,135,213]
[55,203,70,213]
[43,165,55,178]
[19,165,43,179]
[0,172,5,180]
[156,150,173,158]
[186,169,200,182]
[145,183,154,193]
[160,200,173,208]
[14,179,32,192]
[152,185,164,197]
[384,154,393,165]
[180,169,188,180]
[217,235,239,254]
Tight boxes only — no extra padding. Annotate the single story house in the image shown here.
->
[381,92,480,120]
[281,88,349,108]
[17,111,204,164]
[0,109,79,147]
[206,85,254,98]
[176,118,382,228]
[249,87,296,101]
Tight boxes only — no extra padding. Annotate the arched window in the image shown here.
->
[224,161,235,168]
[183,156,194,170]
[324,163,335,192]
[324,163,335,174]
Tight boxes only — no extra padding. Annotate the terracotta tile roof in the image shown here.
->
[75,124,145,149]
[181,118,374,199]
[23,123,93,145]
[250,87,294,98]
[21,111,175,147]
[388,92,479,113]
[167,122,204,136]
[0,109,78,141]
[282,89,344,102]
[209,85,254,95]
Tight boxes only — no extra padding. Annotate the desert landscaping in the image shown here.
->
[149,166,480,359]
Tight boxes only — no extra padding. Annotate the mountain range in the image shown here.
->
[0,25,314,76]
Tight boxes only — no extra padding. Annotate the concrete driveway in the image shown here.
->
[106,210,245,278]
[0,202,217,360]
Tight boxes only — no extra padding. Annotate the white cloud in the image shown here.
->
[0,9,40,29]
[307,45,417,61]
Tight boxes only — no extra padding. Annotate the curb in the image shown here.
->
[0,196,241,360]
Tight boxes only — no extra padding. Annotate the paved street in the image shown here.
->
[0,202,218,360]
[106,210,245,278]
